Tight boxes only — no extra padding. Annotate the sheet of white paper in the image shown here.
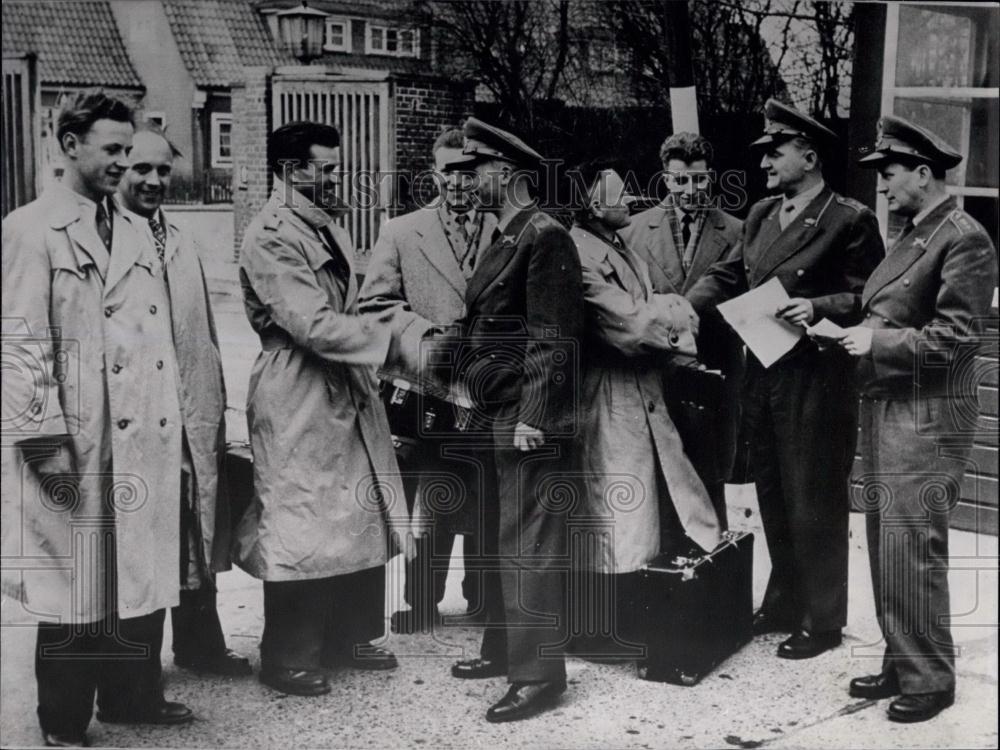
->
[717,277,804,368]
[806,318,847,341]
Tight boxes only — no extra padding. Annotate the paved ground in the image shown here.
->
[1,264,997,749]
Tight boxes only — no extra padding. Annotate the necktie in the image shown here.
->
[149,214,167,265]
[454,213,470,246]
[779,202,796,230]
[95,201,112,252]
[680,212,694,271]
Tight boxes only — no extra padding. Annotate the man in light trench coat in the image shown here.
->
[2,91,193,748]
[568,160,722,655]
[235,121,410,698]
[115,124,250,677]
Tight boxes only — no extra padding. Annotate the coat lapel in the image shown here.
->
[861,197,955,307]
[466,210,532,306]
[48,186,110,281]
[633,206,683,293]
[104,199,153,296]
[413,209,466,297]
[752,189,833,282]
[683,209,730,290]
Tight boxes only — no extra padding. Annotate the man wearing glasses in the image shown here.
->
[622,132,744,519]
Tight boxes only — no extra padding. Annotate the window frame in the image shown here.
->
[210,112,233,168]
[879,2,999,238]
[324,17,353,53]
[365,23,420,58]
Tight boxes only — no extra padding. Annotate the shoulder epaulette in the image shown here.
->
[947,209,977,235]
[834,195,869,213]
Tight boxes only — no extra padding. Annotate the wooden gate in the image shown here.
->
[2,54,38,217]
[272,75,392,254]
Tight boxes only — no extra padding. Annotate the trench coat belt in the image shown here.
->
[260,330,294,351]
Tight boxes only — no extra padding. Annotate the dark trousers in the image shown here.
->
[399,445,483,614]
[35,610,165,736]
[744,350,856,633]
[171,589,227,663]
[859,395,971,694]
[479,404,571,684]
[260,566,385,672]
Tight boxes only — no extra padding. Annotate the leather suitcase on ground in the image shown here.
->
[637,531,753,686]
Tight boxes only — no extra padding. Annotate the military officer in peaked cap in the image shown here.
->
[832,115,997,723]
[686,98,885,659]
[439,117,585,723]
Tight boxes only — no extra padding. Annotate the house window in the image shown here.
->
[210,113,233,168]
[881,2,999,247]
[366,24,420,57]
[324,17,352,52]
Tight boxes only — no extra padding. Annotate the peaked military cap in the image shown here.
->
[750,98,838,148]
[858,114,963,170]
[461,117,544,169]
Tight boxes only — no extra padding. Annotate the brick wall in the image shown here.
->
[392,76,476,212]
[231,66,271,260]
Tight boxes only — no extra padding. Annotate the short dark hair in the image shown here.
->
[660,132,714,168]
[56,90,134,152]
[268,121,341,175]
[432,128,465,153]
[570,157,625,223]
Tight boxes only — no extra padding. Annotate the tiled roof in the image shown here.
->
[1,0,142,88]
[254,0,418,20]
[161,0,293,88]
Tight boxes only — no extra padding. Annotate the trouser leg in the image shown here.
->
[95,610,166,715]
[35,621,101,737]
[260,579,326,672]
[322,565,387,657]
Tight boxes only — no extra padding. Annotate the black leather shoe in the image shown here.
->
[451,657,507,679]
[849,672,901,700]
[96,700,194,725]
[485,681,567,723]
[259,668,331,696]
[776,629,842,659]
[390,608,441,634]
[334,644,398,671]
[175,649,253,677]
[43,732,88,748]
[752,609,795,636]
[888,691,955,723]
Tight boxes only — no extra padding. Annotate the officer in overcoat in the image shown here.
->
[834,116,998,723]
[686,99,885,659]
[442,118,585,723]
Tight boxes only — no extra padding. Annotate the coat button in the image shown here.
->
[903,279,910,286]
[156,360,163,369]
[648,401,656,413]
[117,419,129,430]
[149,305,157,314]
[744,264,750,272]
[796,269,804,277]
[104,307,113,318]
[159,418,167,427]
[111,364,122,374]
[864,313,871,319]
[30,402,42,416]
[882,317,890,324]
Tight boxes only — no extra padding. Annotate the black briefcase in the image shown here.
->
[224,441,254,535]
[661,355,727,488]
[637,531,753,686]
